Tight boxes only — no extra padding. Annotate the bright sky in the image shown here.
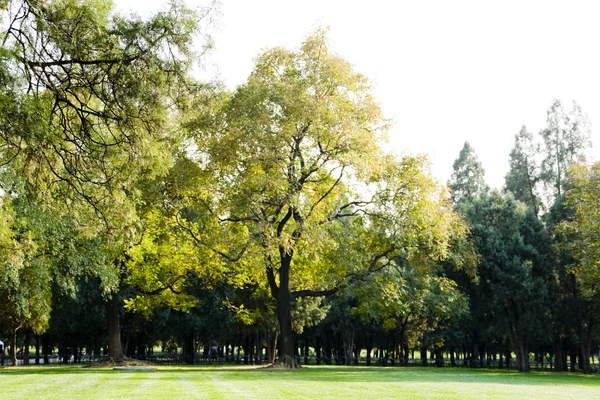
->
[122,0,600,188]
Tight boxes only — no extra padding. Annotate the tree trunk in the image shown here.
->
[343,328,355,366]
[435,347,444,367]
[470,342,479,368]
[420,347,428,366]
[35,335,40,365]
[315,335,322,365]
[580,322,593,374]
[23,330,31,365]
[105,291,124,363]
[273,256,300,368]
[505,347,512,370]
[42,334,50,365]
[513,334,530,372]
[183,331,195,365]
[554,339,564,371]
[10,326,18,366]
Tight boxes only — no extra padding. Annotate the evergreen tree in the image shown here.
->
[448,142,487,204]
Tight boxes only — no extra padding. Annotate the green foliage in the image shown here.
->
[354,261,467,347]
[558,162,600,296]
[448,141,487,204]
[462,191,552,369]
[540,100,591,199]
[179,30,472,363]
[504,125,542,215]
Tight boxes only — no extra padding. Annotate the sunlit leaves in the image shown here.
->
[558,162,600,296]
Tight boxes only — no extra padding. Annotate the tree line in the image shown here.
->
[0,0,598,373]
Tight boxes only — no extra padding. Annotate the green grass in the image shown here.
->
[1,365,599,399]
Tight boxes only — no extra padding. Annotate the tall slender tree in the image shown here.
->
[505,125,542,215]
[448,141,487,204]
[540,100,591,200]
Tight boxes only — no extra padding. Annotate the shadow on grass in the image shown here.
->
[1,365,599,387]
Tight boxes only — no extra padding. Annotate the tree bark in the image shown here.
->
[420,347,428,366]
[513,333,530,372]
[269,254,300,368]
[105,291,124,363]
[183,331,195,365]
[10,327,18,366]
[554,338,565,371]
[470,342,479,368]
[23,330,31,365]
[435,346,444,367]
[42,334,50,365]
[579,320,592,374]
[35,335,40,365]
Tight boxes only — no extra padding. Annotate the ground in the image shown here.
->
[1,365,599,399]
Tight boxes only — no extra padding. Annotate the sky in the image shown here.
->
[121,0,600,188]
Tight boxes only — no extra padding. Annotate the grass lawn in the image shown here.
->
[1,364,599,399]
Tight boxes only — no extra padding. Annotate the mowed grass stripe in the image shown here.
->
[0,367,103,400]
[2,365,600,399]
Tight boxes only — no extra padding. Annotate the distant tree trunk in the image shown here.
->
[35,335,40,365]
[365,335,372,366]
[570,348,577,372]
[554,338,565,371]
[315,335,322,365]
[512,334,530,372]
[420,347,428,366]
[183,331,195,365]
[505,347,512,370]
[243,335,250,365]
[10,326,18,366]
[434,346,443,367]
[23,330,31,365]
[265,329,272,363]
[580,321,593,374]
[42,334,50,364]
[343,328,355,366]
[479,343,485,368]
[470,342,479,368]
[105,291,124,363]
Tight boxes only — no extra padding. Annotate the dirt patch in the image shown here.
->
[84,357,156,368]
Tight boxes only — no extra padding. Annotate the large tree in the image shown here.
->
[183,30,467,368]
[554,162,600,373]
[0,0,212,362]
[463,191,551,372]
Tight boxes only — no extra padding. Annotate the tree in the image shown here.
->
[554,162,600,373]
[448,142,487,204]
[540,100,591,200]
[505,125,542,215]
[463,191,551,372]
[184,30,468,368]
[0,188,106,366]
[560,162,600,293]
[354,261,468,367]
[0,0,213,363]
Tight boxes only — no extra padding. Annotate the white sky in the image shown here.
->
[121,0,600,189]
